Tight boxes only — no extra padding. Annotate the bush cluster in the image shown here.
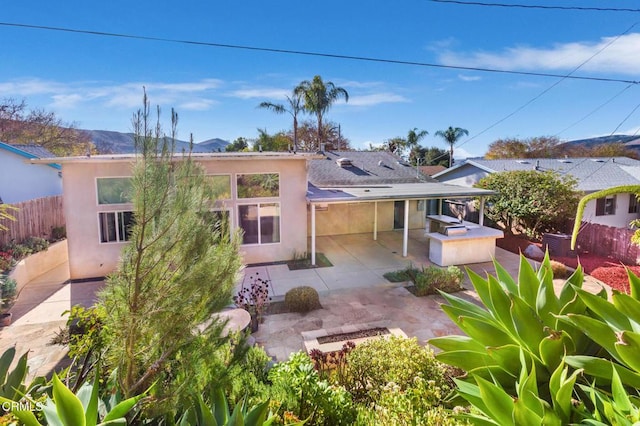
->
[384,264,464,296]
[284,286,321,312]
[0,237,51,273]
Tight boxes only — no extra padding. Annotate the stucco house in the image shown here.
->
[33,150,499,280]
[0,142,62,203]
[433,157,640,228]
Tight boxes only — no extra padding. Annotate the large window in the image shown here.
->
[97,178,133,205]
[201,210,231,235]
[99,211,134,243]
[206,175,231,200]
[595,195,616,216]
[238,203,280,245]
[630,194,639,214]
[237,173,279,198]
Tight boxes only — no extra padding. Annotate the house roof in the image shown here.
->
[30,151,324,164]
[434,157,640,192]
[418,165,447,176]
[308,151,434,186]
[0,142,61,170]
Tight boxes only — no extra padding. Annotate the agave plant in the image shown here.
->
[562,268,640,391]
[1,370,143,426]
[430,253,598,398]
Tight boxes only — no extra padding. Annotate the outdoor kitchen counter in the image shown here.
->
[426,218,504,266]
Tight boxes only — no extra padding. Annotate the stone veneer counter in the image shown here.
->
[427,226,504,266]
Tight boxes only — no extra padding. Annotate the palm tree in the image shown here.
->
[294,75,349,148]
[406,128,428,164]
[258,92,304,151]
[435,126,469,167]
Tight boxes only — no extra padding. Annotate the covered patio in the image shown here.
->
[242,230,520,297]
[306,182,499,266]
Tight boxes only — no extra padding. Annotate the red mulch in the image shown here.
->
[498,235,636,294]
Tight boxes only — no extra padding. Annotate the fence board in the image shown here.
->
[0,195,65,246]
[575,222,639,265]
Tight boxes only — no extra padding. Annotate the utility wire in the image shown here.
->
[0,21,638,85]
[554,84,635,137]
[452,22,638,154]
[610,101,640,135]
[429,0,640,13]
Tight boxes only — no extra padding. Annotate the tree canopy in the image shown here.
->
[435,126,468,167]
[294,75,348,148]
[476,170,580,239]
[0,98,94,156]
[485,136,639,159]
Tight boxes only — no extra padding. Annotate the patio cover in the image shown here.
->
[306,182,498,265]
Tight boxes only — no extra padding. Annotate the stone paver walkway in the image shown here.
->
[1,231,609,377]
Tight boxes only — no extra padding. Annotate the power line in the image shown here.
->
[0,21,638,85]
[429,0,640,13]
[554,84,635,137]
[439,22,637,159]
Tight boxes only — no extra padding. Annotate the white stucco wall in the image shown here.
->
[581,193,640,228]
[0,151,62,203]
[61,156,310,280]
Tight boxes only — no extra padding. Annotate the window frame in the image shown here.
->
[96,177,133,205]
[630,194,639,214]
[237,202,281,246]
[236,172,280,199]
[595,195,617,216]
[205,174,232,202]
[98,211,134,244]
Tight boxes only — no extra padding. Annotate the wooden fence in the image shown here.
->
[574,222,639,264]
[0,195,65,246]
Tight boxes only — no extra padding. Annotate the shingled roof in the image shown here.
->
[308,151,436,186]
[435,157,640,192]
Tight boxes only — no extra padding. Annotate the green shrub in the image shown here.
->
[340,336,450,406]
[284,286,321,313]
[2,241,31,259]
[383,263,420,283]
[269,351,356,425]
[23,236,49,253]
[51,225,66,241]
[414,265,464,296]
[0,276,17,310]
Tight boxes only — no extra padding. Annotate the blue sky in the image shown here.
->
[1,0,640,157]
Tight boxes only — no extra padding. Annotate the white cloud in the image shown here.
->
[453,147,477,159]
[439,33,640,76]
[0,78,68,96]
[458,74,481,82]
[229,87,289,99]
[179,99,217,111]
[347,93,409,107]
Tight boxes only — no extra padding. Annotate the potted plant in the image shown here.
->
[233,273,271,332]
[0,275,17,326]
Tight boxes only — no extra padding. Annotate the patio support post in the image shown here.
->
[438,198,443,215]
[479,197,485,226]
[403,199,409,257]
[373,201,378,240]
[311,203,316,266]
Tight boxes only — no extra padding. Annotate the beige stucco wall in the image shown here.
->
[62,157,309,280]
[308,200,427,236]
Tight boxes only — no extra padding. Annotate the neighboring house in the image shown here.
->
[433,157,640,228]
[32,150,497,280]
[419,165,446,177]
[0,142,62,203]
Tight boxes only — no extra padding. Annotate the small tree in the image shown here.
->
[476,170,580,238]
[99,92,243,404]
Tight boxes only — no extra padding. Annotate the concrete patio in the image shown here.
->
[0,230,607,376]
